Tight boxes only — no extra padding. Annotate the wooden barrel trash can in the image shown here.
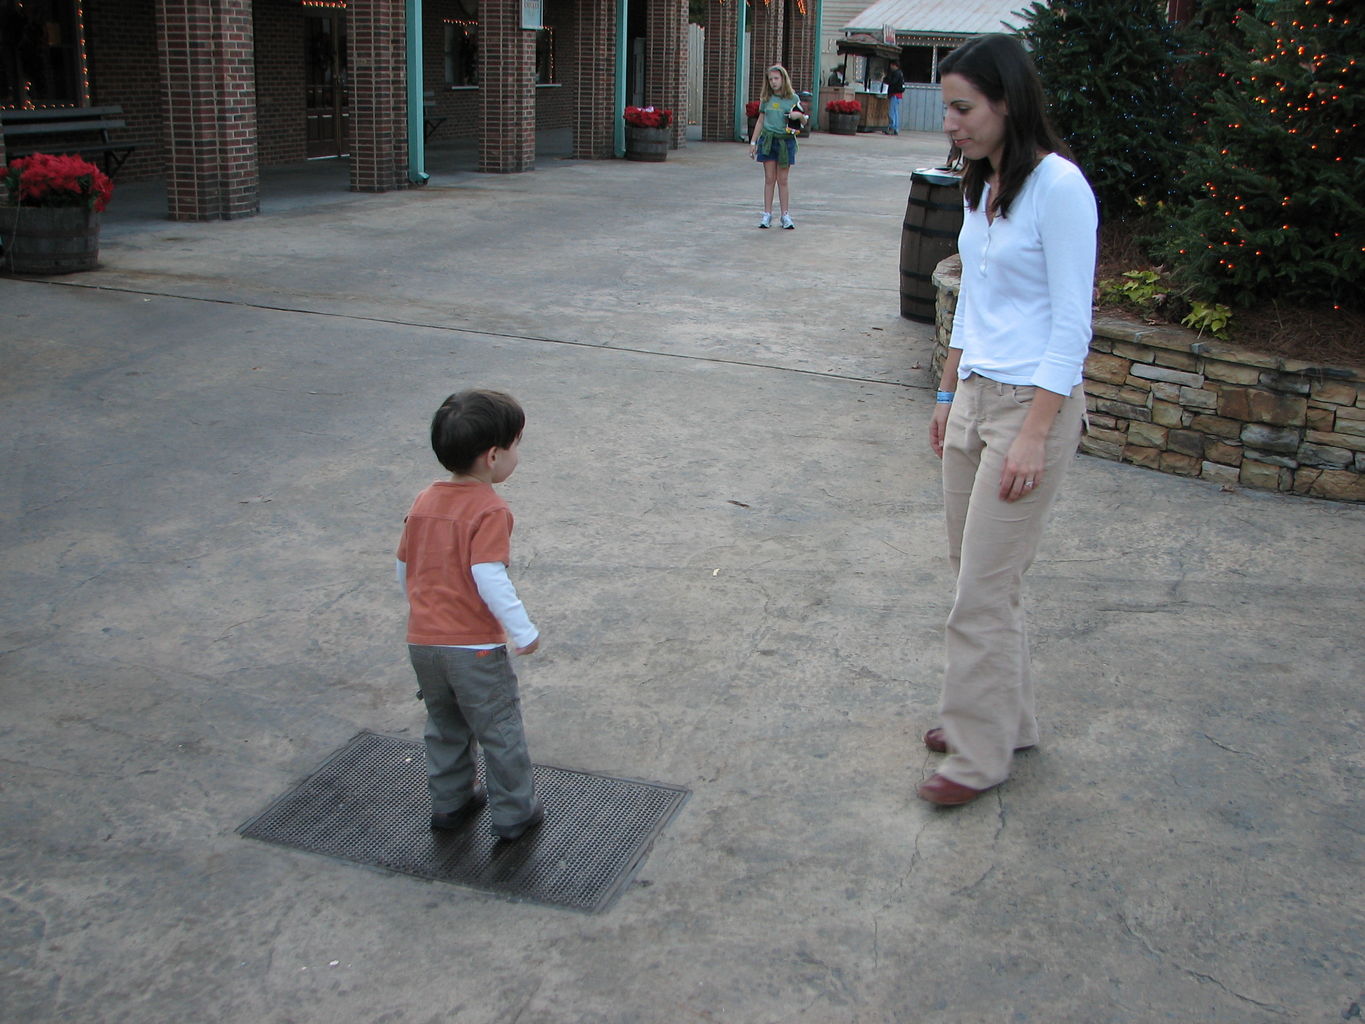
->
[827,112,859,136]
[625,126,669,162]
[0,206,102,275]
[899,169,963,323]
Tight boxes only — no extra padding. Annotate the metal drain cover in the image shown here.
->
[239,731,689,913]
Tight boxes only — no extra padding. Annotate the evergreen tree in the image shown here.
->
[1160,0,1364,308]
[1013,0,1187,219]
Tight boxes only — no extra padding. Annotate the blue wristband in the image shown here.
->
[936,391,955,404]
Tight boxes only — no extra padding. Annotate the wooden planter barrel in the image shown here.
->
[827,112,859,135]
[899,169,963,323]
[0,205,101,274]
[625,125,669,162]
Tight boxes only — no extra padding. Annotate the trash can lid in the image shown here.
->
[912,168,961,187]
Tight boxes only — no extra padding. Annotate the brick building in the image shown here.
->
[1,0,817,221]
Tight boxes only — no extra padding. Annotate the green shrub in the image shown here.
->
[1157,0,1364,308]
[1013,0,1187,219]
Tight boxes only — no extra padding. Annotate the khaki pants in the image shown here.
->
[937,374,1085,790]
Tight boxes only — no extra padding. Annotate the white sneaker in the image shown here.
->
[780,212,795,229]
[758,212,772,229]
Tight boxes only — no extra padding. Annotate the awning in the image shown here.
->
[842,0,1019,36]
[836,36,902,61]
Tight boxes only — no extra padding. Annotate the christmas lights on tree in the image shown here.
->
[1161,0,1363,308]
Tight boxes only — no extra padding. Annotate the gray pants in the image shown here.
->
[408,645,537,828]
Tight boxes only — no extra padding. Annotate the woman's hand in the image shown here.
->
[998,388,1064,501]
[929,402,951,459]
[999,431,1046,501]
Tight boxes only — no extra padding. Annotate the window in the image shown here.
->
[535,28,555,84]
[1,0,85,107]
[443,20,478,87]
[441,21,553,88]
[901,45,933,84]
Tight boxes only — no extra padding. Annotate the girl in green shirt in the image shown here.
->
[748,65,807,229]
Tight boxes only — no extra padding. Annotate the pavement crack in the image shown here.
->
[1118,913,1289,1015]
[897,813,929,891]
[951,863,997,897]
[44,279,923,389]
[1202,733,1253,756]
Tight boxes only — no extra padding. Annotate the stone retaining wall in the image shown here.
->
[931,255,1365,503]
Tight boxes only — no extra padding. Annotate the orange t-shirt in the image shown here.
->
[397,480,513,645]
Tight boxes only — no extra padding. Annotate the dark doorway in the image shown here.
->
[304,12,347,158]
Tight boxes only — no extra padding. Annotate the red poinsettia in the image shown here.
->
[745,101,761,118]
[3,153,115,212]
[624,106,673,130]
[825,100,862,115]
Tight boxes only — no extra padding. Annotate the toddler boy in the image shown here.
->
[396,389,544,840]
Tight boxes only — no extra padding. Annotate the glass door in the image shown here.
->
[304,13,348,158]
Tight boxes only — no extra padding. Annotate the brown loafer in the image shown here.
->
[917,773,988,806]
[923,727,949,753]
[922,727,1036,755]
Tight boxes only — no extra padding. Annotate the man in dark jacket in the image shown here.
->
[883,61,906,134]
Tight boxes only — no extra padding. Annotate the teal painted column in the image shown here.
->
[810,0,823,131]
[614,0,628,156]
[406,0,428,183]
[733,0,747,140]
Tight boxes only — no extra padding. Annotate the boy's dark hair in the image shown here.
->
[430,389,525,474]
[938,33,1074,219]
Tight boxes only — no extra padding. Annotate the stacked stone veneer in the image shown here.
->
[932,255,1365,503]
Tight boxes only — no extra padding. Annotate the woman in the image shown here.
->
[921,34,1098,807]
[749,65,807,229]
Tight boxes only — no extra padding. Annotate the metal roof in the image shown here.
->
[842,0,1021,35]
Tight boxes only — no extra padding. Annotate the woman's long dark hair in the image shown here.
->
[938,34,1074,219]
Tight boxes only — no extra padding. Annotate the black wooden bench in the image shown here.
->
[423,90,446,143]
[2,106,150,176]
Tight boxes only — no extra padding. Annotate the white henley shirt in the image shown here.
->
[952,153,1098,396]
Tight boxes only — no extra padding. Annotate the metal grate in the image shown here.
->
[238,732,689,914]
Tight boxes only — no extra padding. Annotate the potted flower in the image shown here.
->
[825,99,862,136]
[746,100,760,140]
[623,106,673,162]
[1,153,113,274]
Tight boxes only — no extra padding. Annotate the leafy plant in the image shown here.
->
[623,106,673,129]
[1099,269,1165,307]
[1182,301,1234,340]
[3,153,114,212]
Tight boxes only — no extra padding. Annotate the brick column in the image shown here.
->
[701,0,737,141]
[783,0,814,97]
[646,0,688,149]
[156,0,259,220]
[480,0,536,173]
[572,0,617,158]
[348,0,408,192]
[748,0,784,104]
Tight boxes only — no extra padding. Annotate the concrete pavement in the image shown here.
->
[2,131,1362,1023]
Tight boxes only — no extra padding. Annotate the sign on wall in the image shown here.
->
[521,0,542,30]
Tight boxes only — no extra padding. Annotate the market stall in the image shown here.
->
[835,36,901,132]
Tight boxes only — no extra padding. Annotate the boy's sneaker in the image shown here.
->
[492,801,545,841]
[758,212,772,229]
[430,784,487,829]
[780,212,795,229]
